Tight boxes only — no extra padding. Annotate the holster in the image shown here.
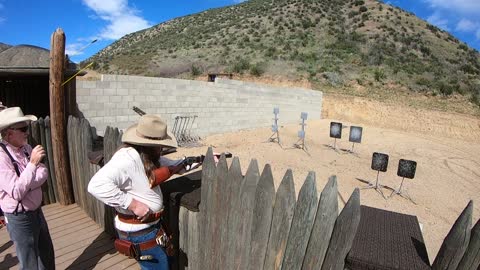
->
[114,238,139,260]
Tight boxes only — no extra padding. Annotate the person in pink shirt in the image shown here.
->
[0,107,55,270]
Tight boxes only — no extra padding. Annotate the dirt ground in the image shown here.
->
[170,93,480,262]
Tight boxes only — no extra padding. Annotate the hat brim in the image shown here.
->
[0,115,37,131]
[122,124,178,148]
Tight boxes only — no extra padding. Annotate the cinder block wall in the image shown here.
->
[76,75,323,137]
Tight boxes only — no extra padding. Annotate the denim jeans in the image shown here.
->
[118,225,169,270]
[5,208,55,270]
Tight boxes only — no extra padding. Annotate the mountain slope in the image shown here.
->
[83,0,480,109]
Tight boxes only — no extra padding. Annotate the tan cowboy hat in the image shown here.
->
[0,107,37,131]
[122,114,177,148]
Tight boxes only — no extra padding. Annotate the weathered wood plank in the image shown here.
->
[225,157,244,270]
[199,147,216,269]
[281,172,318,270]
[302,176,339,270]
[37,118,51,205]
[233,159,260,270]
[30,120,50,205]
[432,200,473,270]
[80,119,93,220]
[249,164,276,270]
[320,188,360,270]
[188,210,200,270]
[263,169,296,270]
[212,154,230,268]
[39,118,55,204]
[179,206,189,270]
[67,117,80,206]
[45,117,58,202]
[457,218,480,270]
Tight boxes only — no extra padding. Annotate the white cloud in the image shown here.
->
[427,12,450,31]
[424,0,480,15]
[456,19,477,32]
[82,0,151,40]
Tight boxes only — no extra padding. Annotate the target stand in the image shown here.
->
[389,159,417,204]
[268,107,281,146]
[293,112,308,151]
[358,152,391,199]
[348,126,363,153]
[328,122,342,151]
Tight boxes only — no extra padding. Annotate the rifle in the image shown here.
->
[151,152,233,188]
[133,106,146,116]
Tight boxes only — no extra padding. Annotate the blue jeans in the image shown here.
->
[5,208,55,270]
[118,226,169,270]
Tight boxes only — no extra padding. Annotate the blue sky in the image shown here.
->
[0,0,479,63]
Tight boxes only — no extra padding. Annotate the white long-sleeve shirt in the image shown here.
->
[88,147,178,232]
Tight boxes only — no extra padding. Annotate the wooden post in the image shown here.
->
[49,28,74,205]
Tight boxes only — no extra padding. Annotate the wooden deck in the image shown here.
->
[0,203,140,270]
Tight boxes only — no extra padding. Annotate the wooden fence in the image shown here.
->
[27,117,58,205]
[177,148,361,270]
[62,116,480,270]
[66,116,119,236]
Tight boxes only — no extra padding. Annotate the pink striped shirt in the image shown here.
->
[0,141,48,213]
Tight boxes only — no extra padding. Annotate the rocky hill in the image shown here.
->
[82,0,480,110]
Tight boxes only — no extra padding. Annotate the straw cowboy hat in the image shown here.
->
[0,107,37,131]
[122,114,177,148]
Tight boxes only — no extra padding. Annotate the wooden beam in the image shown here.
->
[49,28,74,205]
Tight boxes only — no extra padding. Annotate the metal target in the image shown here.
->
[371,152,389,172]
[298,130,305,139]
[330,122,342,139]
[397,159,417,179]
[349,126,363,143]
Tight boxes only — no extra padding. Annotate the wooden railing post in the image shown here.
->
[49,28,74,205]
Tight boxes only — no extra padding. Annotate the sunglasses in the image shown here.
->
[10,126,29,133]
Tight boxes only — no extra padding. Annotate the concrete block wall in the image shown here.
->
[76,75,323,137]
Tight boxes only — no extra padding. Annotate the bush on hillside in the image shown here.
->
[191,64,202,76]
[250,62,266,76]
[232,57,250,74]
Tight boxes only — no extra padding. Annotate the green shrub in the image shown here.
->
[374,68,385,81]
[359,6,368,13]
[250,62,266,76]
[232,57,250,73]
[191,64,201,76]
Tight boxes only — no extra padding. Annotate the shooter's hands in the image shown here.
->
[30,145,46,166]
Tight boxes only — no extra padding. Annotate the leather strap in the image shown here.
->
[117,211,163,224]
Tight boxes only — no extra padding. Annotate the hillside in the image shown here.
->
[82,0,480,112]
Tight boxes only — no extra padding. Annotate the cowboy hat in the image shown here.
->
[0,107,37,131]
[122,114,177,148]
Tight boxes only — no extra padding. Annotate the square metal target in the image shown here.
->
[330,122,342,139]
[397,159,417,179]
[349,126,363,143]
[371,152,389,172]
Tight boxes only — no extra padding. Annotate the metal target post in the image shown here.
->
[294,112,308,150]
[268,107,281,144]
[389,159,417,204]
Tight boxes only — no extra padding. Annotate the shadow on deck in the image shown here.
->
[0,203,140,270]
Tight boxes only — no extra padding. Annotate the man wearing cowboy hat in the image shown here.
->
[0,107,55,270]
[89,114,195,269]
